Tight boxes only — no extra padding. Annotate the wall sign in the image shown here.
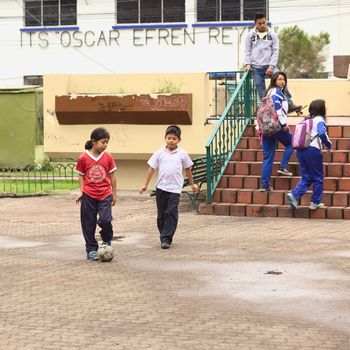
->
[20,27,236,48]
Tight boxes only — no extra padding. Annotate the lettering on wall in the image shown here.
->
[20,27,235,48]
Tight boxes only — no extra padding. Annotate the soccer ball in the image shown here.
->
[97,244,114,262]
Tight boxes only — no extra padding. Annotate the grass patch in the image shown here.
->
[0,179,79,195]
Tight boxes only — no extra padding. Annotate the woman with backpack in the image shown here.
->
[287,99,332,210]
[260,71,294,191]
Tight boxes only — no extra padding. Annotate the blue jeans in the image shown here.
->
[252,66,292,102]
[292,147,324,204]
[261,129,294,188]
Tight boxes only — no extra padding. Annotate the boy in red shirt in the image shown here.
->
[76,128,117,260]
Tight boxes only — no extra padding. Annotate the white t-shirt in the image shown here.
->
[148,146,193,194]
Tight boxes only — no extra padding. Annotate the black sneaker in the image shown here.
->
[288,103,302,113]
[277,168,293,176]
[161,242,171,249]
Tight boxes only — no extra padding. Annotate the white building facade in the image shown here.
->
[0,0,349,87]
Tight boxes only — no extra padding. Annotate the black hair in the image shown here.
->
[255,13,266,22]
[265,71,288,95]
[309,99,326,118]
[165,125,181,138]
[85,127,110,150]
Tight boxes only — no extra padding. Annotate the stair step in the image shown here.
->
[225,161,350,177]
[218,175,350,192]
[231,149,350,163]
[199,203,350,219]
[238,136,350,150]
[243,123,350,138]
[213,189,350,207]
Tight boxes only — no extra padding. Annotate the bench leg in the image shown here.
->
[183,191,199,209]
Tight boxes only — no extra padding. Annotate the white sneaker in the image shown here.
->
[259,186,273,192]
[309,202,325,210]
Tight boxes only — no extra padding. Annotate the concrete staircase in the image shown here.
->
[199,122,350,219]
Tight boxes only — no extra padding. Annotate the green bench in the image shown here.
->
[150,156,209,208]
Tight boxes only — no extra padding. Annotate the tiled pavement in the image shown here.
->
[0,193,350,350]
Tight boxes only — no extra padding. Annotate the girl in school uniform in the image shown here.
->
[260,71,294,191]
[287,99,332,210]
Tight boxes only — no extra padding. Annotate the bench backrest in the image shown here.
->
[183,156,221,188]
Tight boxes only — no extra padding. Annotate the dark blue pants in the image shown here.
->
[156,188,180,244]
[292,147,324,204]
[261,129,294,188]
[80,193,113,253]
[252,66,292,101]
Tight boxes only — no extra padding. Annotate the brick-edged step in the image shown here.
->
[213,189,349,207]
[225,161,350,178]
[231,149,350,163]
[237,136,350,151]
[243,123,350,139]
[199,202,350,219]
[218,175,350,192]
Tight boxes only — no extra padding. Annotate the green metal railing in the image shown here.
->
[0,163,78,195]
[205,71,258,203]
[207,71,240,122]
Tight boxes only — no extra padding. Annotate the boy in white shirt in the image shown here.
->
[140,125,199,249]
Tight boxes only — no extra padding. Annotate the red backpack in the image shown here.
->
[256,96,281,137]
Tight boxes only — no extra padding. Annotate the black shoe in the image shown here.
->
[288,103,302,113]
[277,168,293,176]
[161,242,171,249]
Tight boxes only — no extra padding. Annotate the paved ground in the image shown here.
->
[0,192,350,350]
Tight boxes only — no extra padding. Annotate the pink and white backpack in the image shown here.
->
[292,117,318,149]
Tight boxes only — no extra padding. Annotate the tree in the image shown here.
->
[278,26,330,78]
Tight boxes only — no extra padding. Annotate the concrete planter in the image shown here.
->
[55,93,192,125]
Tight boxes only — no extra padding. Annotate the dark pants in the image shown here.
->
[80,193,113,253]
[156,188,180,244]
[261,129,294,188]
[252,66,292,102]
[292,147,324,204]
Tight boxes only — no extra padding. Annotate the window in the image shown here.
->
[24,0,77,27]
[61,0,77,25]
[197,0,266,22]
[117,0,185,23]
[197,0,219,22]
[164,0,184,22]
[141,0,161,23]
[24,75,43,86]
[243,0,266,20]
[222,0,240,21]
